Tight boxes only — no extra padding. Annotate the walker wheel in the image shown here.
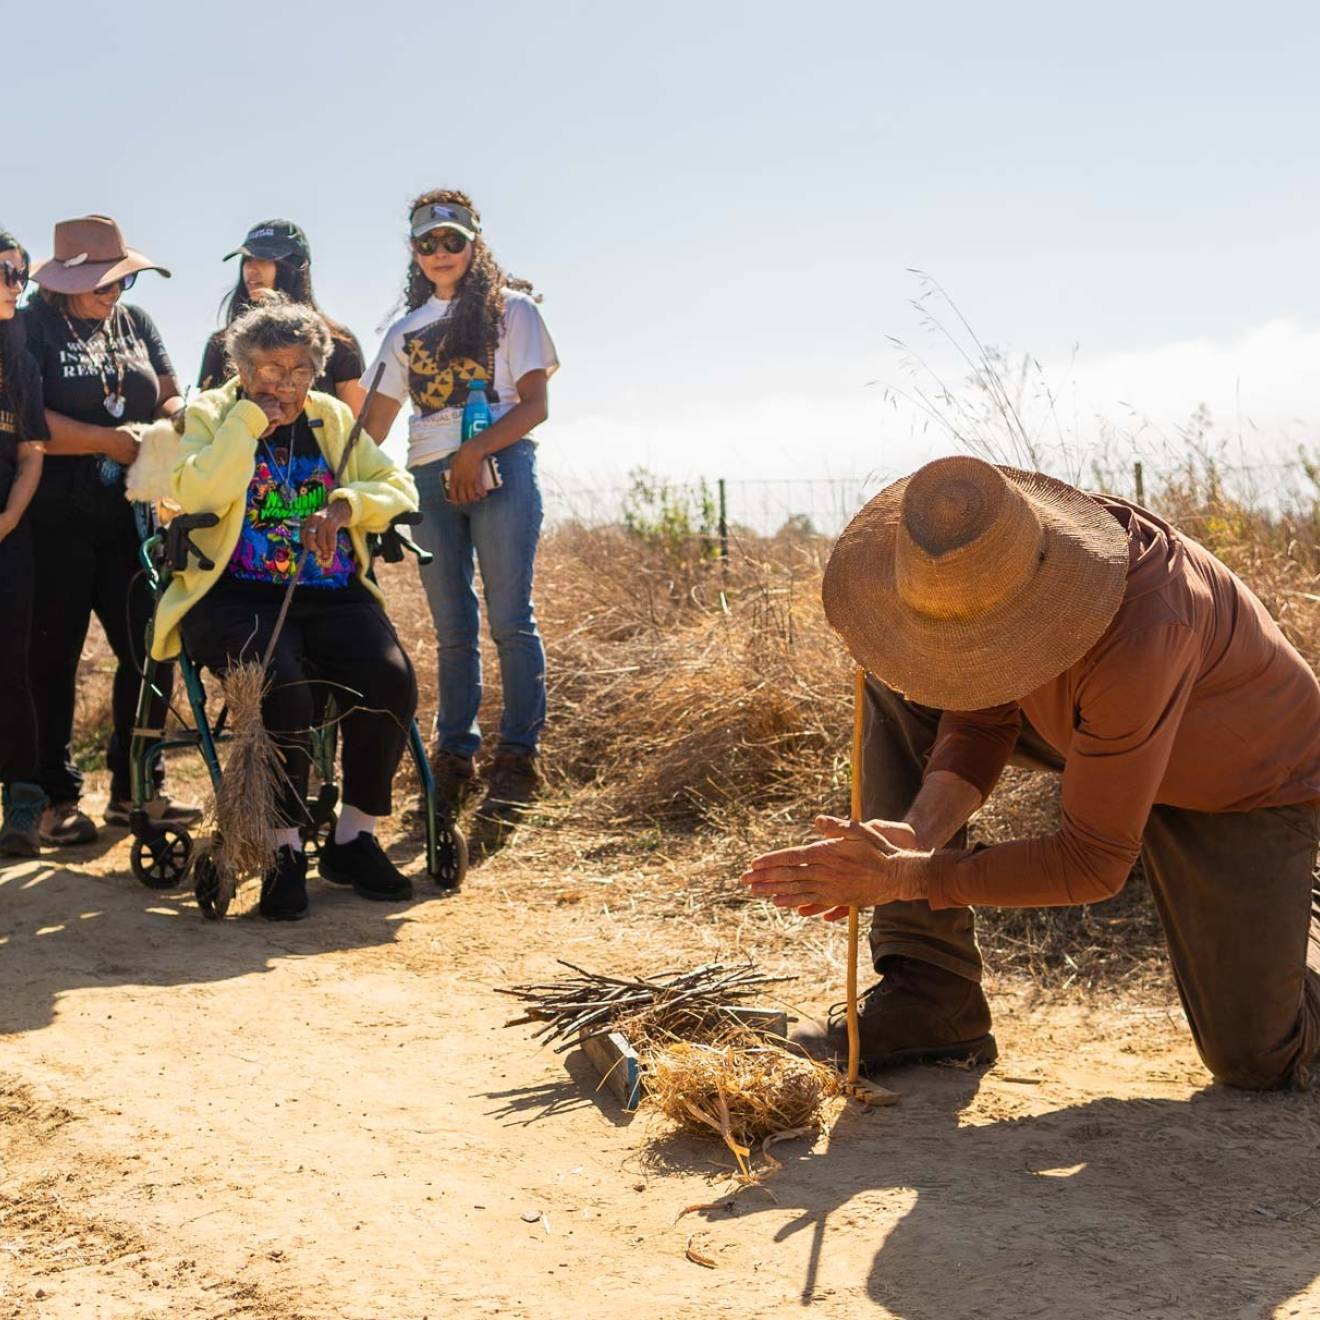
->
[431,823,468,891]
[131,827,194,890]
[193,853,230,920]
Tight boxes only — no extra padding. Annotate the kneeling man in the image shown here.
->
[744,456,1320,1090]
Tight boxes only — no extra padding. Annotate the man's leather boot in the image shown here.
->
[791,955,997,1073]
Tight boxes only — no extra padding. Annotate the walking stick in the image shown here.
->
[846,664,865,1087]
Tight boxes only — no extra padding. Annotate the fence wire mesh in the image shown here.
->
[540,473,891,540]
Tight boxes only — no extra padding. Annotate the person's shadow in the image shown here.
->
[706,1062,1320,1318]
[0,851,429,1035]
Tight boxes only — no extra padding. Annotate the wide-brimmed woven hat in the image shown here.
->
[822,456,1130,710]
[31,215,170,294]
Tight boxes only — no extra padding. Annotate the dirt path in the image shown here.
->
[4,781,1320,1319]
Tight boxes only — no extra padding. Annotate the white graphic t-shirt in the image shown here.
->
[364,289,558,468]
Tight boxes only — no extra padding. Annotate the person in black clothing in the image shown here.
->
[0,229,50,856]
[169,298,419,920]
[197,220,366,412]
[23,215,201,845]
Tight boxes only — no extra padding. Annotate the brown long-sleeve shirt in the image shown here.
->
[924,497,1320,910]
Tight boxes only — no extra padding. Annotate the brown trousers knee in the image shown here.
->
[863,677,1320,1090]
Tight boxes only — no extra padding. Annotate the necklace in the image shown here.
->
[260,416,302,508]
[61,307,127,419]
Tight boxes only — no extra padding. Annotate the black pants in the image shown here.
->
[863,677,1320,1089]
[29,502,172,803]
[0,520,38,786]
[181,585,417,826]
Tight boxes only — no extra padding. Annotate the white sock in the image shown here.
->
[274,827,302,852]
[335,805,377,845]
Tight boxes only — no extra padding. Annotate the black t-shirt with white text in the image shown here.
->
[21,296,174,514]
[0,345,50,506]
[198,327,365,399]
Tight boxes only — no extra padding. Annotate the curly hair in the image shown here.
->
[0,228,38,441]
[397,188,537,364]
[224,294,333,378]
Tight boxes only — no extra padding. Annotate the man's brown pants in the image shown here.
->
[863,678,1320,1090]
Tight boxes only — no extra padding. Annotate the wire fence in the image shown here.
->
[538,453,1320,543]
[540,473,892,539]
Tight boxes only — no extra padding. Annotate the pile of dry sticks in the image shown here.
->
[498,961,793,1053]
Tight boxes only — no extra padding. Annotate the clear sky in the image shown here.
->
[11,0,1320,498]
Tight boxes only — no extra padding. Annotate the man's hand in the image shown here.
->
[447,443,488,505]
[0,511,15,544]
[788,817,918,918]
[301,500,351,565]
[741,815,930,921]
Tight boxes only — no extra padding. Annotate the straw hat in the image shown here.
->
[822,456,1130,710]
[31,215,170,294]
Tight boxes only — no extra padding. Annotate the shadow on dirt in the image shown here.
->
[0,857,431,1035]
[713,1062,1320,1318]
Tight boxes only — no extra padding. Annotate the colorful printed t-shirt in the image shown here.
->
[225,416,355,589]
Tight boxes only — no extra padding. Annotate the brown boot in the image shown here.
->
[791,957,997,1073]
[408,750,478,825]
[469,748,541,858]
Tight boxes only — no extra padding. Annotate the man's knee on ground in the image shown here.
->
[1203,1043,1295,1092]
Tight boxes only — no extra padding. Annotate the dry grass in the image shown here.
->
[647,1030,844,1168]
[74,460,1320,991]
[211,662,284,885]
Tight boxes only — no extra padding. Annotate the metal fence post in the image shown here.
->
[718,478,729,561]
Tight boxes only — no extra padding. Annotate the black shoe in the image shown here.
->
[259,846,309,922]
[318,832,413,901]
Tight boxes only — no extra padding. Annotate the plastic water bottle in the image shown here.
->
[461,379,492,442]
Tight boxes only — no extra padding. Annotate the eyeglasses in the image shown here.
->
[94,272,137,294]
[251,362,317,390]
[1,261,28,291]
[413,230,469,257]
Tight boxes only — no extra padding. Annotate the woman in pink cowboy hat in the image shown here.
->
[22,214,200,846]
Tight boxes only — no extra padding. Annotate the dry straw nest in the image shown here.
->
[645,1028,845,1174]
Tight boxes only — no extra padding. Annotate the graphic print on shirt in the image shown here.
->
[404,318,493,415]
[227,445,354,588]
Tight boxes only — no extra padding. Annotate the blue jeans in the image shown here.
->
[412,440,546,758]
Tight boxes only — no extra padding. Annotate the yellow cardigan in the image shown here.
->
[150,380,418,660]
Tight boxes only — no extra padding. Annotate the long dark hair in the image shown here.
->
[221,238,355,346]
[0,228,38,440]
[396,188,537,362]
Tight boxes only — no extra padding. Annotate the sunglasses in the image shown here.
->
[1,261,28,291]
[413,230,469,257]
[95,272,137,294]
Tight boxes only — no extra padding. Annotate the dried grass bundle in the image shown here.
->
[212,660,285,883]
[647,1032,844,1175]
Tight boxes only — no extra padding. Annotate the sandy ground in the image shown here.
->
[4,775,1320,1319]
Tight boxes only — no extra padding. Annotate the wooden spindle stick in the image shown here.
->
[846,664,866,1087]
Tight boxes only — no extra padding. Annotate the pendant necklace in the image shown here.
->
[62,306,127,419]
[261,416,301,511]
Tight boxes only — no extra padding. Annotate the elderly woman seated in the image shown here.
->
[150,297,419,920]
